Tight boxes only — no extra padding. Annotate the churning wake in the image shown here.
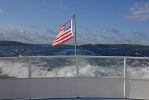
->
[0,58,149,79]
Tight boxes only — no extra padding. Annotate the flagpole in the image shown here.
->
[73,15,79,98]
[73,15,77,56]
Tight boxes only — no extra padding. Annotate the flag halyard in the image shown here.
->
[52,19,73,47]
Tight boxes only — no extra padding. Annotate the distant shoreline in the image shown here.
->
[0,41,149,50]
[0,41,149,57]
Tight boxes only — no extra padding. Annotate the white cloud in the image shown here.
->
[127,2,149,21]
[0,27,49,44]
[7,26,25,33]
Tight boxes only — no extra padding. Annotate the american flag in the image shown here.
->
[52,20,73,47]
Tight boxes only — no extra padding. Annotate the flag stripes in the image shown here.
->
[52,34,73,47]
[52,20,73,47]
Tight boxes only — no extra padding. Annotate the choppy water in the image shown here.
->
[0,57,149,79]
[0,44,149,57]
[0,44,149,79]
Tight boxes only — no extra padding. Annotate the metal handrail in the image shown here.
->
[0,55,149,59]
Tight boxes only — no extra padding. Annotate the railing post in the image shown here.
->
[75,56,79,98]
[28,57,31,79]
[28,57,31,100]
[124,57,127,98]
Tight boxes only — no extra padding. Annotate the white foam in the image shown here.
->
[0,60,28,78]
[127,67,149,79]
[31,65,76,77]
[0,59,148,79]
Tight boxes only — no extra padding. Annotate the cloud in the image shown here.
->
[7,26,25,33]
[77,25,149,45]
[107,27,120,34]
[0,27,50,44]
[133,31,149,44]
[99,34,141,45]
[127,2,149,21]
[133,32,146,38]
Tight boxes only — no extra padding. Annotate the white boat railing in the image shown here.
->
[0,56,149,99]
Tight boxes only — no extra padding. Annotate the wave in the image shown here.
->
[0,58,149,79]
[127,67,149,79]
[55,48,96,55]
[0,59,28,78]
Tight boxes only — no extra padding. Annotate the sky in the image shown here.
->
[0,0,149,45]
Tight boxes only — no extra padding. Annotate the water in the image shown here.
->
[0,44,149,57]
[0,57,123,78]
[0,43,149,79]
[0,56,149,79]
